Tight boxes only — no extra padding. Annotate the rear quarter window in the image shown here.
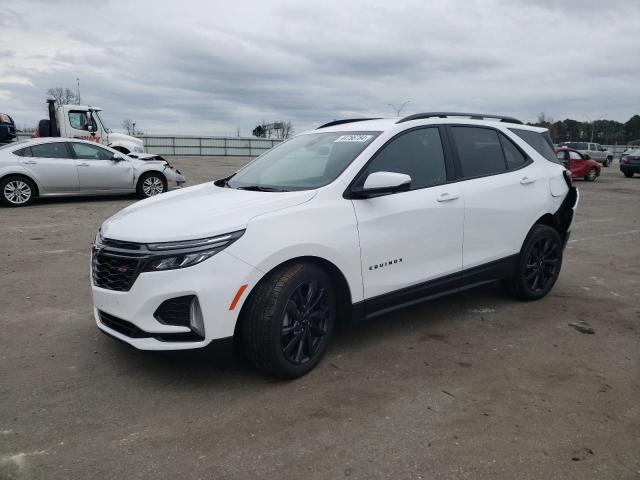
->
[509,129,561,164]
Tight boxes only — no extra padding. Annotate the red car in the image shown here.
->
[555,147,601,182]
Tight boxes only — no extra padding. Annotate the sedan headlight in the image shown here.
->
[142,230,244,272]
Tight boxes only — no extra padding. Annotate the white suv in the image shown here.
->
[92,113,578,378]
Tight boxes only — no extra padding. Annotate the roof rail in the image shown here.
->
[317,118,381,129]
[396,112,523,125]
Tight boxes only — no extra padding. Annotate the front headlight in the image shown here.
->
[142,230,244,272]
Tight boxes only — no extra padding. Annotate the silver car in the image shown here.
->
[0,138,185,207]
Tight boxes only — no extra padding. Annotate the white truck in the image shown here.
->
[37,98,144,154]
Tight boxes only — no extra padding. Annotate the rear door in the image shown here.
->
[18,142,79,193]
[351,126,464,304]
[448,126,547,270]
[69,142,134,191]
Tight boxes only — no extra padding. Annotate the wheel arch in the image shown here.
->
[233,255,354,339]
[0,172,40,197]
[136,169,167,186]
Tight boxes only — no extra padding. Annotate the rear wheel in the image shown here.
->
[623,171,634,178]
[502,225,563,301]
[1,176,36,207]
[584,168,598,182]
[241,262,336,378]
[137,172,167,198]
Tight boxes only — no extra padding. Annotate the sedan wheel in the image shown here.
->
[1,177,36,207]
[585,168,597,182]
[137,173,167,198]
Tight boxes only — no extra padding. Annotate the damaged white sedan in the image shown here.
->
[0,137,185,206]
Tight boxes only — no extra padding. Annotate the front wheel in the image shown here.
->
[1,176,37,207]
[502,225,563,301]
[623,171,634,178]
[584,168,598,182]
[137,173,167,198]
[604,156,612,167]
[241,262,336,378]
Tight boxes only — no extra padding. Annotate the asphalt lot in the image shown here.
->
[1,157,639,480]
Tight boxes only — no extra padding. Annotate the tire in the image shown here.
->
[623,171,634,178]
[502,225,563,301]
[604,156,612,167]
[241,262,336,379]
[136,172,167,198]
[584,168,598,182]
[1,175,37,207]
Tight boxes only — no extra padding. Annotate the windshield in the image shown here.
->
[95,111,110,133]
[226,131,380,191]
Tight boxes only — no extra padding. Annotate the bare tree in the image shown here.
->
[278,121,294,139]
[46,87,78,105]
[122,118,133,135]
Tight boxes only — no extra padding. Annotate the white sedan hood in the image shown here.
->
[101,183,316,243]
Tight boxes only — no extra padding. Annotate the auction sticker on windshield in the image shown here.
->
[334,135,373,142]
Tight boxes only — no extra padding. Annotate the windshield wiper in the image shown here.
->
[235,185,288,192]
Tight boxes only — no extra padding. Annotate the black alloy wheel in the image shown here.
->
[502,224,563,301]
[241,262,336,378]
[523,236,560,293]
[281,281,330,365]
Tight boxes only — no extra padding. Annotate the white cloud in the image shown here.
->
[2,0,638,134]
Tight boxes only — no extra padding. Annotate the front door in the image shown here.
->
[19,142,79,193]
[69,142,134,191]
[351,126,464,307]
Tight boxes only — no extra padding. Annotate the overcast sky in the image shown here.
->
[1,0,638,136]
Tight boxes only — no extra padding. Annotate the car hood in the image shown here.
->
[101,183,317,243]
[108,132,143,148]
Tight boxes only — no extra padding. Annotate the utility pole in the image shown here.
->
[76,78,81,105]
[388,100,411,117]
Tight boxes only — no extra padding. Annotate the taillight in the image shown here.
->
[563,169,573,187]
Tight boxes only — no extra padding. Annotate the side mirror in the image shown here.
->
[87,124,96,133]
[350,171,411,199]
[112,154,125,162]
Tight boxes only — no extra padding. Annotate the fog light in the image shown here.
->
[189,297,205,338]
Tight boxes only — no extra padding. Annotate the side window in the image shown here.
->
[451,127,506,178]
[14,147,33,157]
[363,127,446,190]
[68,111,89,131]
[70,142,114,160]
[556,151,568,161]
[499,133,528,170]
[569,151,582,160]
[30,143,69,159]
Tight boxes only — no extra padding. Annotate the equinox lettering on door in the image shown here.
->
[369,258,403,271]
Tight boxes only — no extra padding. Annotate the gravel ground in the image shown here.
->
[1,157,639,480]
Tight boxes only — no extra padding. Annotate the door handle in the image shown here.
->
[436,192,460,202]
[22,160,38,165]
[77,162,90,167]
[520,176,536,185]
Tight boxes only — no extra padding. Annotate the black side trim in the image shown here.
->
[360,254,519,319]
[317,118,381,129]
[397,112,523,125]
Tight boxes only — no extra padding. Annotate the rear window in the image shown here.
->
[510,129,561,164]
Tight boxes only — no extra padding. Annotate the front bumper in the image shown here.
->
[92,251,263,350]
[165,169,186,191]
